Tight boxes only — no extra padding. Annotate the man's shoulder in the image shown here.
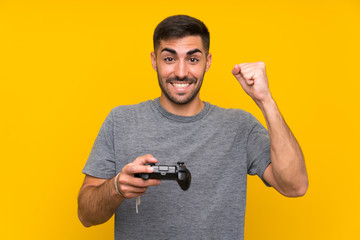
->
[209,103,254,121]
[102,99,155,125]
[207,103,265,130]
[110,99,153,114]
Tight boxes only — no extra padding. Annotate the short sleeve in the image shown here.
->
[246,115,271,187]
[82,110,116,179]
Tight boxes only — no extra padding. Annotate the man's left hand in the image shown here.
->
[232,62,272,104]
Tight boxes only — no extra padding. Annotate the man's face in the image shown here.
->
[151,36,212,105]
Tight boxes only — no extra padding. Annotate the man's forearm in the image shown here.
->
[258,97,308,196]
[78,176,124,227]
[231,62,308,196]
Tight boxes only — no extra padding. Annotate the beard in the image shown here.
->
[157,70,205,105]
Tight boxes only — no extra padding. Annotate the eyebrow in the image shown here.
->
[161,48,176,54]
[160,48,203,55]
[187,48,203,55]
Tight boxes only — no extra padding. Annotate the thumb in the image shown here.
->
[232,64,246,83]
[232,64,245,81]
[133,154,157,165]
[232,64,240,76]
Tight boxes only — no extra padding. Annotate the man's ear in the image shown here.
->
[151,52,157,71]
[205,53,212,72]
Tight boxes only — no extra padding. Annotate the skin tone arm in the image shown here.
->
[232,62,308,197]
[78,155,161,227]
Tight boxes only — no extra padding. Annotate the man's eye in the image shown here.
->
[189,58,199,63]
[164,57,174,62]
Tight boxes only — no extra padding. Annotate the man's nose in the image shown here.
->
[175,60,188,80]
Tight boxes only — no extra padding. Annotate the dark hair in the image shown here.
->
[153,15,210,54]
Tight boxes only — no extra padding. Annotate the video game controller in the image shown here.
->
[135,162,191,191]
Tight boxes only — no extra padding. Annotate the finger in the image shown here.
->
[119,178,161,198]
[144,179,162,186]
[239,62,266,76]
[232,64,246,82]
[123,163,155,175]
[125,154,158,174]
[232,64,240,75]
[238,63,251,69]
[119,185,147,199]
[123,176,161,188]
[238,67,255,85]
[239,62,262,69]
[132,154,158,165]
[232,64,249,85]
[118,172,161,192]
[121,185,147,194]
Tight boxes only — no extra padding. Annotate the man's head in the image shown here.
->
[153,15,210,56]
[151,15,212,107]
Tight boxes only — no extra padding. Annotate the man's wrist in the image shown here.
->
[114,173,126,199]
[256,94,276,111]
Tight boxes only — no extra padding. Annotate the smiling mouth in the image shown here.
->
[167,78,196,89]
[171,83,191,88]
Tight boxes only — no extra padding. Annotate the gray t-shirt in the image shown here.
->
[82,98,271,240]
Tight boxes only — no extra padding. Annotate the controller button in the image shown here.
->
[159,166,169,171]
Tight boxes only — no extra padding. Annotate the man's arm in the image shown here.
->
[78,175,123,227]
[232,62,308,197]
[78,155,161,227]
[258,97,308,197]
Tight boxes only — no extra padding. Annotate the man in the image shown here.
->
[78,15,308,239]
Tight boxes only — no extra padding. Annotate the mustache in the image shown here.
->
[166,76,197,83]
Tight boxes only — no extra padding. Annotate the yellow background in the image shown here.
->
[1,0,359,239]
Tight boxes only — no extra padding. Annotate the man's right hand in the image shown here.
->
[116,154,161,199]
[78,154,161,227]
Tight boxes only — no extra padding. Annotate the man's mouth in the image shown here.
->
[166,77,196,90]
[172,83,191,88]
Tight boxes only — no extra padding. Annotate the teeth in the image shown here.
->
[172,83,190,88]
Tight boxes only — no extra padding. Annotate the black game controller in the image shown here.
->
[135,162,191,191]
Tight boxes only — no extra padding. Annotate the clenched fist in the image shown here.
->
[232,61,273,105]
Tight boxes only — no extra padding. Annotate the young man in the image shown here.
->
[78,15,308,239]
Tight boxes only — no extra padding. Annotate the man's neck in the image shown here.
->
[159,96,205,116]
